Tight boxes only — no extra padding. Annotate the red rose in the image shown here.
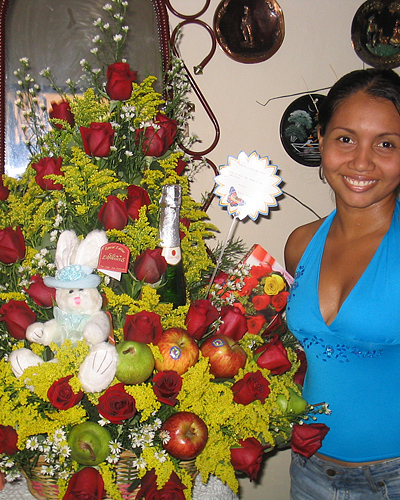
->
[63,467,105,500]
[291,423,330,458]
[0,300,36,340]
[231,371,270,405]
[133,248,167,284]
[185,299,219,340]
[293,349,307,386]
[125,185,151,221]
[175,159,187,175]
[271,291,290,312]
[137,469,186,500]
[106,62,137,101]
[214,271,228,286]
[98,195,128,230]
[49,100,75,129]
[80,122,115,157]
[263,314,282,336]
[135,112,177,157]
[48,375,83,410]
[0,177,9,201]
[249,263,272,279]
[247,314,266,335]
[237,276,259,296]
[254,333,291,375]
[252,294,271,311]
[25,274,56,308]
[179,217,191,240]
[124,310,163,344]
[32,156,64,191]
[97,383,136,424]
[152,370,182,406]
[217,305,248,342]
[230,437,266,481]
[0,226,25,264]
[0,425,18,455]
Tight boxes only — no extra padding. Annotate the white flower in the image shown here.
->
[103,23,110,29]
[125,151,133,157]
[154,450,168,463]
[113,34,123,42]
[103,3,112,11]
[93,17,102,26]
[90,48,99,55]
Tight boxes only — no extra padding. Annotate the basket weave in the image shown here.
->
[21,451,140,500]
[21,451,198,500]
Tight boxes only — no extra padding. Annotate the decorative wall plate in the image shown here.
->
[213,0,284,64]
[280,94,326,167]
[351,0,400,68]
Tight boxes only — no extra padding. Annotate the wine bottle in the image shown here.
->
[157,184,186,308]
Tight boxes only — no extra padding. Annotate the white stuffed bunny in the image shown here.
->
[9,230,118,393]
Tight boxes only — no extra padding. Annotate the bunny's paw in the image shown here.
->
[78,343,118,393]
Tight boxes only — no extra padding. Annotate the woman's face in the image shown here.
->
[319,90,400,210]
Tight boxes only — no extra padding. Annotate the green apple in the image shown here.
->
[115,340,155,384]
[67,421,111,465]
[276,388,308,415]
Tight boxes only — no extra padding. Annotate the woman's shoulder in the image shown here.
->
[284,218,326,277]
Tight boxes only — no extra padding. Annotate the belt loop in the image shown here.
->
[362,466,378,493]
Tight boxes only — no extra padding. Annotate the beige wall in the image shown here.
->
[168,1,377,499]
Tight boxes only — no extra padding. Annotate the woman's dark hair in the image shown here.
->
[318,68,400,136]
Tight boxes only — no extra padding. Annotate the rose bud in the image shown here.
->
[231,371,270,405]
[133,248,167,284]
[152,370,182,406]
[217,305,248,342]
[80,122,115,157]
[123,310,163,344]
[63,467,105,500]
[125,185,151,221]
[48,375,83,410]
[293,349,307,386]
[98,195,128,230]
[0,226,25,263]
[24,274,56,308]
[185,299,219,340]
[97,383,136,424]
[176,158,187,175]
[0,177,9,201]
[291,423,330,458]
[230,437,267,481]
[137,469,186,500]
[135,112,177,157]
[214,271,228,285]
[106,62,137,101]
[49,100,75,129]
[0,299,36,340]
[32,156,64,191]
[0,425,18,455]
[254,333,291,375]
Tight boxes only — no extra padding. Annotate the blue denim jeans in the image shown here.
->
[290,452,400,500]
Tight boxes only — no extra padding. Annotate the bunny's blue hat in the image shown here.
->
[44,264,101,289]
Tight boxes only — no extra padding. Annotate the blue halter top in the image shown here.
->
[287,199,400,461]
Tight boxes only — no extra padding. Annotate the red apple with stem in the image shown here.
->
[155,327,199,375]
[200,334,247,379]
[161,411,208,460]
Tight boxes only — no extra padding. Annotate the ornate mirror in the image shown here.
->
[0,0,170,176]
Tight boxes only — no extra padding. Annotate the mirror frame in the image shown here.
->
[0,0,171,174]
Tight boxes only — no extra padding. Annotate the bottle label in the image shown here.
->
[162,246,182,265]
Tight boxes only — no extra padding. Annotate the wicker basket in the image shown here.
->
[21,452,198,500]
[21,451,140,500]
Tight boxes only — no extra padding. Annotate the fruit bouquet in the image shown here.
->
[0,1,329,499]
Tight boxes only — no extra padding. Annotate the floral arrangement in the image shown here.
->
[0,2,329,499]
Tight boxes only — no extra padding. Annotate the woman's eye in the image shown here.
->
[378,140,393,148]
[338,136,354,144]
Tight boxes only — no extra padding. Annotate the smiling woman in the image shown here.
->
[0,0,170,177]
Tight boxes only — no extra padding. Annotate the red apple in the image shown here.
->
[200,334,247,379]
[155,327,199,375]
[161,411,208,460]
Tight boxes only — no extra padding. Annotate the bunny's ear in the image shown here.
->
[54,230,80,270]
[73,230,108,269]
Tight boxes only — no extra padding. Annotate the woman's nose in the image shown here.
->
[349,145,374,171]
